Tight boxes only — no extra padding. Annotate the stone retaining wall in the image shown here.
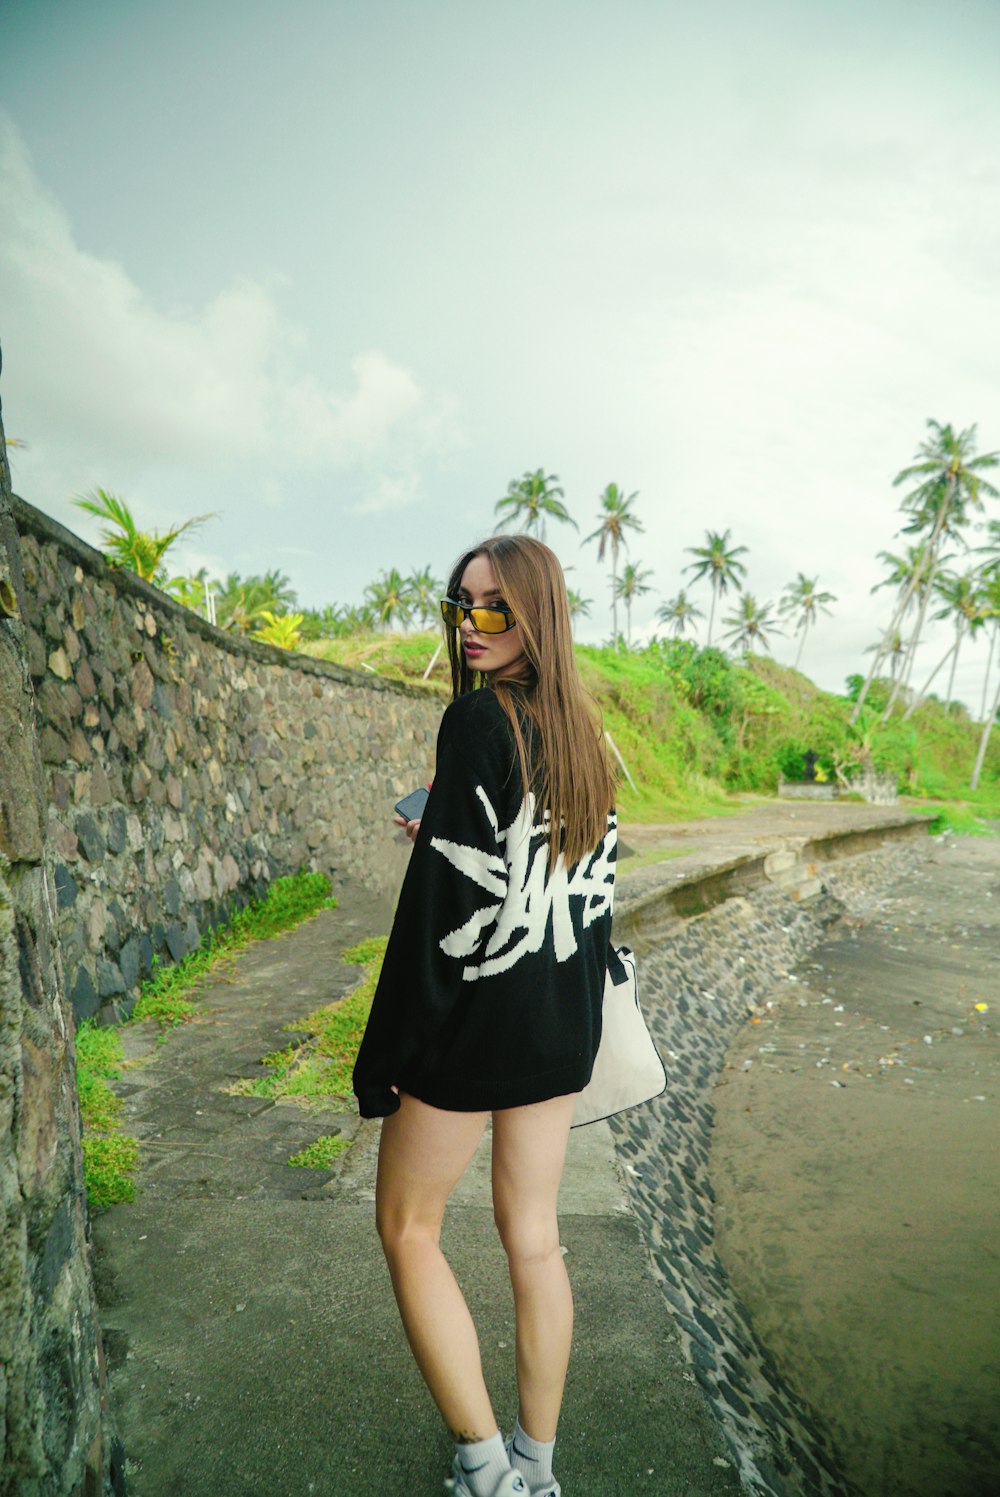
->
[1,392,121,1492]
[11,496,441,1024]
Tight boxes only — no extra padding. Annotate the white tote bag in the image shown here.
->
[572,945,667,1128]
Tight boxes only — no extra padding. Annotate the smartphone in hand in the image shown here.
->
[394,787,429,822]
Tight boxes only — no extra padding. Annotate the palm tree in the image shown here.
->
[494,469,576,538]
[408,566,443,628]
[364,568,416,630]
[721,593,782,655]
[880,420,999,718]
[583,484,643,651]
[166,566,211,614]
[73,488,215,585]
[614,562,653,649]
[299,604,346,641]
[906,569,986,718]
[214,570,297,633]
[684,529,749,645]
[656,589,705,639]
[566,588,592,632]
[779,573,837,670]
[974,529,1000,720]
[342,603,377,633]
[864,629,905,682]
[851,543,937,721]
[971,572,1000,788]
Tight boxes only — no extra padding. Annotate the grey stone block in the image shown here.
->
[75,813,106,862]
[97,960,126,998]
[71,965,99,1020]
[54,863,78,909]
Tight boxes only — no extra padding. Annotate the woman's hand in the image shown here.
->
[393,815,422,844]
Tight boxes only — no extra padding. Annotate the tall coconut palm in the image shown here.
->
[721,593,782,656]
[566,588,592,632]
[970,570,1000,789]
[364,568,416,630]
[73,488,216,585]
[408,566,443,627]
[614,562,653,649]
[656,589,705,638]
[851,543,938,721]
[880,420,999,718]
[684,529,749,645]
[925,569,985,715]
[974,528,1000,721]
[583,484,643,651]
[779,573,837,670]
[864,629,905,682]
[494,468,576,538]
[901,570,986,719]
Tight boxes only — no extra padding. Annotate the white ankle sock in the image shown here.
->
[454,1431,510,1496]
[509,1419,555,1487]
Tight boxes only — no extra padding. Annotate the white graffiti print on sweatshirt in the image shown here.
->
[431,791,616,980]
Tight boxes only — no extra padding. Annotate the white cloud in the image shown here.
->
[0,116,460,494]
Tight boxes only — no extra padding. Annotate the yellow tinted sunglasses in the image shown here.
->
[440,597,517,634]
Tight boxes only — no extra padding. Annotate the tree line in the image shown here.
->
[68,417,1000,785]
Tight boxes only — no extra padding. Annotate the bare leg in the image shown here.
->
[375,1092,495,1440]
[491,1094,577,1443]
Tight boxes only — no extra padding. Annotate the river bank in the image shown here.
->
[709,834,1000,1497]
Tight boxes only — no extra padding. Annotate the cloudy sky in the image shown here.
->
[3,0,999,705]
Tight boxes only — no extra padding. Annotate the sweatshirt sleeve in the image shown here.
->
[352,700,510,1118]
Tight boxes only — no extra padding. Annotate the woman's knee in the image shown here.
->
[494,1209,561,1268]
[376,1202,442,1258]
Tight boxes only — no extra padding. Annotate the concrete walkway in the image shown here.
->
[91,803,927,1496]
[92,874,740,1497]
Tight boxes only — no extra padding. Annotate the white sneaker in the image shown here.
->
[504,1438,562,1497]
[444,1458,529,1497]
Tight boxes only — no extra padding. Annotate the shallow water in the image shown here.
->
[709,837,1000,1497]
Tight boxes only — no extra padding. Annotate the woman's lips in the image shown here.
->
[463,641,486,656]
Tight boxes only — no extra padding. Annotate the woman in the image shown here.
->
[353,534,617,1497]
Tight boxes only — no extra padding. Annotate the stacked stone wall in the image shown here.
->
[12,495,441,1023]
[1,384,120,1491]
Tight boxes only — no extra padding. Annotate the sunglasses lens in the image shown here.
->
[471,608,508,633]
[440,600,462,627]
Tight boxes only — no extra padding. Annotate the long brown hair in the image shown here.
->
[444,535,616,868]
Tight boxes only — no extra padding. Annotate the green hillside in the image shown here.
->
[303,633,1000,824]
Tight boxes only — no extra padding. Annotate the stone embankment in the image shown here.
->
[12,496,441,1025]
[2,396,121,1492]
[610,806,932,1497]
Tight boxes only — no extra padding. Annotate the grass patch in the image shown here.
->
[74,871,337,1209]
[302,630,447,692]
[287,1135,353,1168]
[130,871,337,1031]
[230,936,388,1107]
[75,1020,138,1208]
[917,803,996,837]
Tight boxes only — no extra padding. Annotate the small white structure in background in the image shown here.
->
[777,769,898,806]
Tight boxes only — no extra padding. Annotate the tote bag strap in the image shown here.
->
[606,942,631,986]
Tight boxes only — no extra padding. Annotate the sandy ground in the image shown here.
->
[708,835,1000,1497]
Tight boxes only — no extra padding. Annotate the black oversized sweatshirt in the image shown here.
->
[352,687,617,1117]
